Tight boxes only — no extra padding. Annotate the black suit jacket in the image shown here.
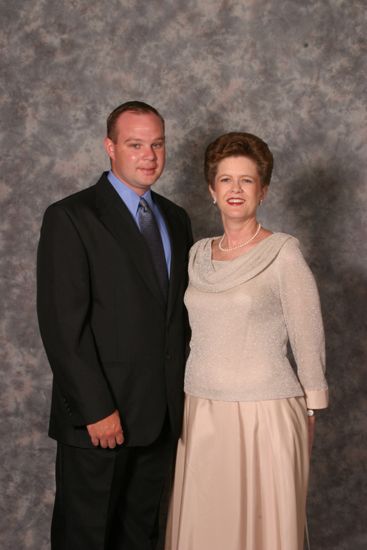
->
[37,173,193,448]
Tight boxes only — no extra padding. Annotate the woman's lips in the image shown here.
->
[227,198,245,205]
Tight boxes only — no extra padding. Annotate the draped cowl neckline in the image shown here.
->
[188,232,296,292]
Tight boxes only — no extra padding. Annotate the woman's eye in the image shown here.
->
[152,142,163,149]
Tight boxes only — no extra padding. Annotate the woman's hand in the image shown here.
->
[308,415,316,457]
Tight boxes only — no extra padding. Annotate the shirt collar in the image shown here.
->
[107,170,154,216]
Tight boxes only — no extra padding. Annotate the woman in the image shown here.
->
[165,132,328,550]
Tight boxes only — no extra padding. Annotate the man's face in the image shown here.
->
[104,111,165,195]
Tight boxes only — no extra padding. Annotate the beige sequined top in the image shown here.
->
[184,233,328,409]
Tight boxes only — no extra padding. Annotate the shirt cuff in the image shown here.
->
[305,387,329,409]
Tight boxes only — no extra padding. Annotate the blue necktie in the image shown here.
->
[138,198,168,301]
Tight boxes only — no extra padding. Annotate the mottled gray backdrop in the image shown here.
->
[1,1,366,548]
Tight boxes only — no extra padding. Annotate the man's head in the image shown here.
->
[104,101,165,196]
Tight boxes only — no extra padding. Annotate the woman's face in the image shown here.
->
[209,156,267,222]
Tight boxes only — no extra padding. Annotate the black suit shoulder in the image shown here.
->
[152,191,184,212]
[152,191,192,229]
[40,177,109,241]
[44,182,97,217]
[152,188,187,210]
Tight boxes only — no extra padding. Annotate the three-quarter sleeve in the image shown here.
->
[277,239,329,409]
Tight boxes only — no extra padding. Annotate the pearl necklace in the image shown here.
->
[218,223,262,252]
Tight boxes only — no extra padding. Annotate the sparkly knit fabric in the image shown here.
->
[184,233,328,409]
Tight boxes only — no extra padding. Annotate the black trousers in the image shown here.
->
[51,419,174,550]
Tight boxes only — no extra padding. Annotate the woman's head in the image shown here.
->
[204,132,273,189]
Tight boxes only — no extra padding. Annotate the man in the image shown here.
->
[37,101,193,549]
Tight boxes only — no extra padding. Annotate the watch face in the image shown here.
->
[307,409,315,417]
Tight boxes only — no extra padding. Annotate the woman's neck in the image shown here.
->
[221,218,258,247]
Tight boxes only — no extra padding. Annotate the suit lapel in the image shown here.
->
[95,174,165,309]
[153,193,187,323]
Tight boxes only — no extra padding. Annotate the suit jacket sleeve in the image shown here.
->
[184,211,194,353]
[37,204,116,426]
[186,211,194,250]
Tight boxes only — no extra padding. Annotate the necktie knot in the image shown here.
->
[139,197,149,213]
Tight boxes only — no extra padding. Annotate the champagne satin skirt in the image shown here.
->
[165,395,309,550]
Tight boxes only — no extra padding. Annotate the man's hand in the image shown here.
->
[87,410,124,448]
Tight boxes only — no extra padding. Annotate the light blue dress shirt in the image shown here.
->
[107,170,171,275]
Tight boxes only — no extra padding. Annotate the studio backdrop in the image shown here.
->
[0,1,366,549]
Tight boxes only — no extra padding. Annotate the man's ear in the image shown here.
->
[104,137,115,161]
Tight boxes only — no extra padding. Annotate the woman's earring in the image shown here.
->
[213,198,217,205]
[259,199,263,206]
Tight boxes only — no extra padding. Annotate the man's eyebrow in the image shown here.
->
[123,137,165,143]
